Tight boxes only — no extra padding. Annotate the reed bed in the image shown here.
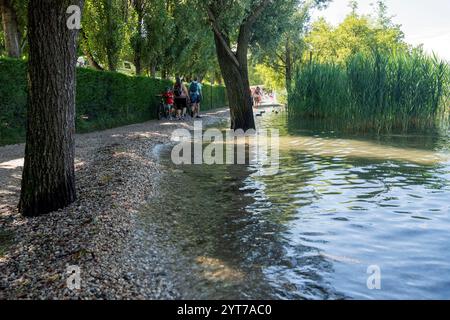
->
[288,51,450,133]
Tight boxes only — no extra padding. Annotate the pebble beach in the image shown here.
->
[0,109,229,300]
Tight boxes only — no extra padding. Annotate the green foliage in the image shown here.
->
[161,0,219,79]
[135,0,174,74]
[122,0,222,80]
[83,0,130,71]
[0,58,228,146]
[201,83,228,111]
[250,1,331,92]
[306,5,407,63]
[288,1,450,133]
[289,51,450,133]
[0,58,27,144]
[75,68,172,132]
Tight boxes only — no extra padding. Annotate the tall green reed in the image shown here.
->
[288,50,450,133]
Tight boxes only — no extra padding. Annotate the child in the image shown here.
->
[162,87,174,119]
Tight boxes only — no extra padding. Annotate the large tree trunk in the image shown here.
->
[213,33,255,131]
[19,0,83,217]
[0,0,21,58]
[207,0,271,131]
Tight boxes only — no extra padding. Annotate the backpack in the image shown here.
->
[174,83,182,97]
[189,82,199,94]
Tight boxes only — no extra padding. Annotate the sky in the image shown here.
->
[311,0,450,61]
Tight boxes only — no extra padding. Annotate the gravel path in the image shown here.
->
[0,109,230,300]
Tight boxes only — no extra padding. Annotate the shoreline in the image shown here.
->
[0,109,230,299]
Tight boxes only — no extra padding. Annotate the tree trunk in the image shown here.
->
[285,36,292,92]
[133,10,144,76]
[150,64,157,78]
[213,33,255,131]
[206,1,271,131]
[134,46,142,75]
[80,29,104,70]
[19,0,83,217]
[0,0,21,58]
[105,0,116,71]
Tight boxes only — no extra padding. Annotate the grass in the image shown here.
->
[288,50,450,133]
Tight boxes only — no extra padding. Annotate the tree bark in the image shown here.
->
[133,2,144,76]
[207,0,272,130]
[213,33,255,131]
[150,64,157,78]
[19,0,83,217]
[134,41,142,75]
[80,28,104,70]
[105,0,116,71]
[0,0,21,58]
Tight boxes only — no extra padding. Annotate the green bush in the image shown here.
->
[0,58,228,146]
[75,69,173,133]
[0,58,27,145]
[201,83,227,111]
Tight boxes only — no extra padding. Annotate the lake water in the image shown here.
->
[141,109,450,300]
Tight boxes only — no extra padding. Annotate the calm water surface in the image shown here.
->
[142,110,450,300]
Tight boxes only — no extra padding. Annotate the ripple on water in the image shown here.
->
[141,115,450,299]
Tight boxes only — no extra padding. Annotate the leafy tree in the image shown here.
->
[141,0,175,78]
[306,3,407,64]
[127,0,220,81]
[130,0,147,75]
[83,0,129,71]
[252,1,312,91]
[167,0,218,81]
[202,0,281,130]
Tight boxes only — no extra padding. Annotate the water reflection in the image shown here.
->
[140,111,450,300]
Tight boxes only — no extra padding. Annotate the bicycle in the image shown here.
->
[155,95,172,120]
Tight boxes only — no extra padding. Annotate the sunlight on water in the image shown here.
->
[280,136,449,165]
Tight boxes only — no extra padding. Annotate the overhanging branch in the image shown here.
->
[237,0,273,63]
[206,5,240,68]
[243,0,273,29]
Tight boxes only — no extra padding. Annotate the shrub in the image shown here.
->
[0,58,27,145]
[0,58,228,146]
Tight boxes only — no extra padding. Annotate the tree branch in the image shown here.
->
[276,52,286,64]
[243,0,273,29]
[237,0,273,64]
[206,5,240,68]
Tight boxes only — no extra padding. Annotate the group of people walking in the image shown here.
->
[161,77,203,120]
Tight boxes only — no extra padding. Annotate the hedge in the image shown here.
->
[0,58,27,145]
[0,58,228,146]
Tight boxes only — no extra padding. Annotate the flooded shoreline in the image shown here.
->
[139,110,450,300]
